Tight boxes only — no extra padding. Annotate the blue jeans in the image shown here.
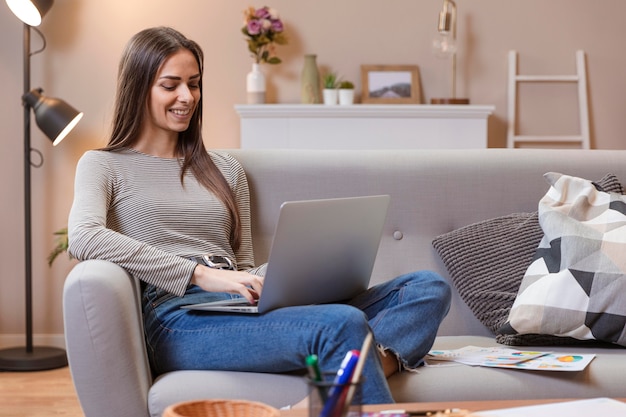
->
[142,270,451,404]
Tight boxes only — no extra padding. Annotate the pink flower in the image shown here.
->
[247,19,262,35]
[255,7,271,19]
[271,19,283,32]
[242,5,288,64]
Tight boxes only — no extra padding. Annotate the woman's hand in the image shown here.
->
[190,265,264,304]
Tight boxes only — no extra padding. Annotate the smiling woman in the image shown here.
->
[139,49,202,156]
[65,26,452,413]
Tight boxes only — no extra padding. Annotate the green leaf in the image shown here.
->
[48,227,73,267]
[323,72,338,88]
[274,34,288,45]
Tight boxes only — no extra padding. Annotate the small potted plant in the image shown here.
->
[322,72,339,105]
[338,80,355,105]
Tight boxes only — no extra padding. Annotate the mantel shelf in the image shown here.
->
[235,104,495,120]
[235,104,495,150]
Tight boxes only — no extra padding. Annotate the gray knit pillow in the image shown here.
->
[432,173,623,346]
[433,212,543,334]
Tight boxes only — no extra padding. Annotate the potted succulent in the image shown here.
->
[322,72,339,105]
[338,80,355,105]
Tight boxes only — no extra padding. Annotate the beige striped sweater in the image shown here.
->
[68,148,262,297]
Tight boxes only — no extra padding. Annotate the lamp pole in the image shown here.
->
[23,22,34,355]
[0,23,68,372]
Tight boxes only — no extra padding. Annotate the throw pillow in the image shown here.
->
[432,212,543,334]
[499,172,626,347]
[432,173,623,346]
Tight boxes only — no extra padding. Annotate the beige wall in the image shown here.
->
[1,0,625,344]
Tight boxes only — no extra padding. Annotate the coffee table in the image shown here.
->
[280,398,626,417]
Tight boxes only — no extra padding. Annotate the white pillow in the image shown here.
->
[499,172,626,346]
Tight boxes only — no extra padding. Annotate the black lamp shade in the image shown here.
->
[23,88,83,146]
[5,0,54,26]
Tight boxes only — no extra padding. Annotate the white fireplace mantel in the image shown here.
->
[235,104,495,149]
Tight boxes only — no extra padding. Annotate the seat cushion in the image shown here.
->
[388,335,626,403]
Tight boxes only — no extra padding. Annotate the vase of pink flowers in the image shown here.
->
[242,6,287,104]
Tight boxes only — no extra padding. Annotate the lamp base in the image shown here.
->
[0,346,67,371]
[431,98,470,105]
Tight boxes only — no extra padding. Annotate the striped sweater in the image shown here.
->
[68,148,262,297]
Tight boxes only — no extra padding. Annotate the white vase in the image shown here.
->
[339,89,354,105]
[322,88,338,105]
[246,63,266,104]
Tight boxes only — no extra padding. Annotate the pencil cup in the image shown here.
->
[307,373,363,417]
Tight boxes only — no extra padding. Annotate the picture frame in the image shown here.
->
[360,65,421,104]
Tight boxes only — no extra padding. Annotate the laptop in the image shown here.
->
[181,195,390,314]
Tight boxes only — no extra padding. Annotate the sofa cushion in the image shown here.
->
[433,173,623,346]
[499,172,626,347]
[389,335,626,403]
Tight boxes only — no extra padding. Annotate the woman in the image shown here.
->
[68,26,451,404]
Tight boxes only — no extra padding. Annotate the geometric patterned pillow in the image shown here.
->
[498,172,626,347]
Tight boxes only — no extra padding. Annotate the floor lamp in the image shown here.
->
[0,0,83,371]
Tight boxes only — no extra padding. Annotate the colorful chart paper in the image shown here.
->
[427,346,595,371]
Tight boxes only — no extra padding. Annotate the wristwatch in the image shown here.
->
[196,254,235,270]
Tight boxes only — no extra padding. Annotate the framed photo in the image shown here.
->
[360,65,421,104]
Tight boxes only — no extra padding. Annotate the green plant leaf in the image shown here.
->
[323,72,338,88]
[48,227,74,267]
[274,34,288,45]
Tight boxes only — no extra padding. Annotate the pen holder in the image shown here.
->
[307,373,363,417]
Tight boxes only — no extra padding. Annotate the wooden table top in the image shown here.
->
[280,398,626,417]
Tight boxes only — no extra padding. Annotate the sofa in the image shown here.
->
[63,149,626,417]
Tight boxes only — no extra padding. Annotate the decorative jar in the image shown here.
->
[301,54,321,104]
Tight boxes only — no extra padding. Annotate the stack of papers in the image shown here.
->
[469,398,626,416]
[427,345,595,371]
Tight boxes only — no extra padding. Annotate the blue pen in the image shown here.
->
[319,350,360,417]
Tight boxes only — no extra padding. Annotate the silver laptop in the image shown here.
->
[181,195,390,314]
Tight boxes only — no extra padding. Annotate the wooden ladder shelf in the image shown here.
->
[507,50,590,149]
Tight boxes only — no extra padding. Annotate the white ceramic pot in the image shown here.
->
[322,89,338,105]
[339,89,354,105]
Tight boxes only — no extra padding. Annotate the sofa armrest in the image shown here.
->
[63,260,152,417]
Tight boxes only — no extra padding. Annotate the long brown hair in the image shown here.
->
[103,26,241,250]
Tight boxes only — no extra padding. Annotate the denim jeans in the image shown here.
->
[142,270,451,404]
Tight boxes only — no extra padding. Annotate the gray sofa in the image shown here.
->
[63,149,626,417]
